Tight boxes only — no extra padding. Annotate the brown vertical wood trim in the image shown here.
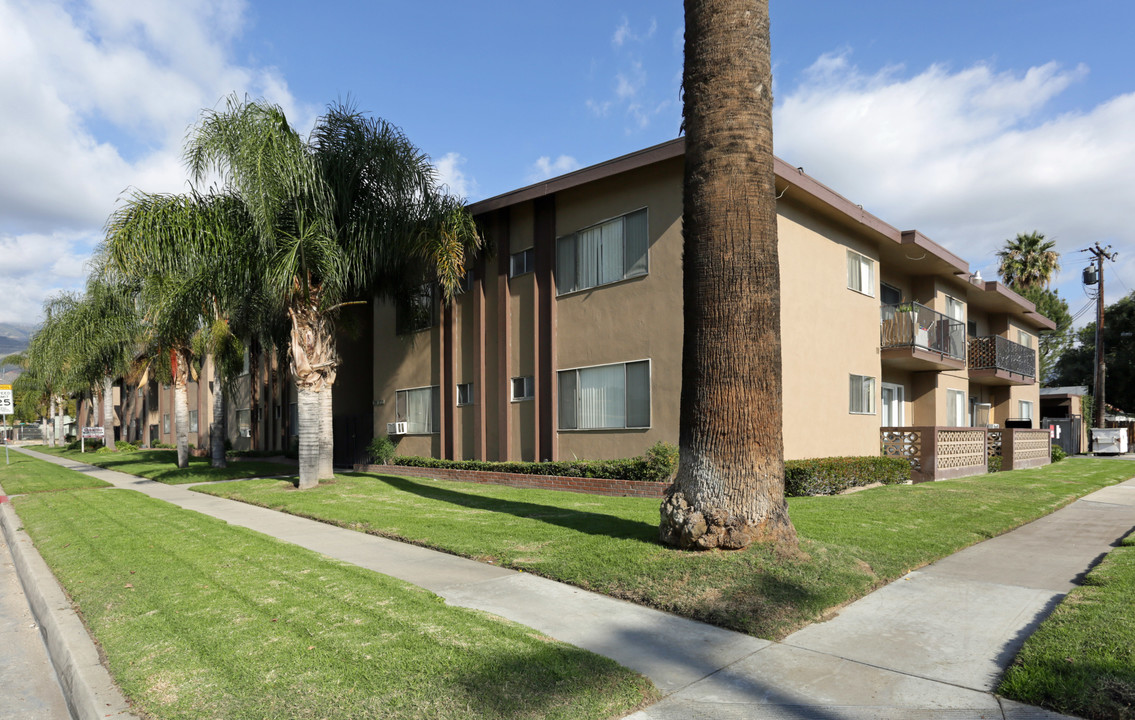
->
[472,253,487,460]
[442,297,455,460]
[496,208,512,461]
[534,195,557,461]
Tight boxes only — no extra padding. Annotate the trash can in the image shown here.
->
[1091,428,1125,455]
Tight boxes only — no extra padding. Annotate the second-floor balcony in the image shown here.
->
[880,302,966,372]
[968,335,1036,385]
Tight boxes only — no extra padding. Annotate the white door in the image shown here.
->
[881,383,904,426]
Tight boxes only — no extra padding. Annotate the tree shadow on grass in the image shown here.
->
[346,471,660,543]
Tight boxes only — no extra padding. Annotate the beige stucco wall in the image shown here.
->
[779,202,882,459]
[373,299,441,459]
[554,158,683,461]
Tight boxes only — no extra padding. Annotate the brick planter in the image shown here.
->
[354,463,671,498]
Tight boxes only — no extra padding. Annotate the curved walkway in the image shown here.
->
[10,447,1135,719]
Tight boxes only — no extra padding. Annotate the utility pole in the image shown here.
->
[1082,242,1117,428]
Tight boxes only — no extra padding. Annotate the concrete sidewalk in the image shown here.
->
[0,516,70,720]
[13,447,1135,719]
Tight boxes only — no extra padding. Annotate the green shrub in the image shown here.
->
[67,439,103,451]
[390,442,680,483]
[152,442,176,449]
[988,455,1002,473]
[783,456,911,497]
[366,436,397,465]
[1051,445,1067,463]
[115,441,138,452]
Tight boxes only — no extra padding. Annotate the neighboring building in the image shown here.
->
[1039,386,1088,455]
[371,138,1054,464]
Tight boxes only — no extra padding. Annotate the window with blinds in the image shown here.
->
[556,208,648,295]
[395,386,440,434]
[558,360,650,430]
[849,374,876,414]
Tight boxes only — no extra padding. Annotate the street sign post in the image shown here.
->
[0,384,11,465]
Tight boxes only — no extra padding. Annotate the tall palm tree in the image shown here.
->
[102,190,256,468]
[997,231,1060,290]
[660,0,797,550]
[186,97,480,489]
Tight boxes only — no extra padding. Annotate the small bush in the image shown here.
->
[390,442,680,483]
[152,442,176,449]
[988,455,1002,473]
[115,441,138,452]
[1051,445,1067,463]
[67,439,103,451]
[784,456,911,497]
[367,436,397,465]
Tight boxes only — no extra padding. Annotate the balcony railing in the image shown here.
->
[880,303,965,360]
[967,335,1036,379]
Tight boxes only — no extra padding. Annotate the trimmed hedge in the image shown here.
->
[392,441,679,484]
[784,456,910,497]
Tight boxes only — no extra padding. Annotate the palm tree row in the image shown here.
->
[25,96,480,488]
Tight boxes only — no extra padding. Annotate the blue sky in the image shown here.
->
[2,0,1134,328]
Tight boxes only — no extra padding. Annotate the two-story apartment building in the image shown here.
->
[373,138,1054,464]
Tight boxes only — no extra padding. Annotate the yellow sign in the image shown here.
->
[0,385,9,390]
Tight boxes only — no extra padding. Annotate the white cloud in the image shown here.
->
[434,152,478,200]
[528,155,581,182]
[0,0,310,323]
[613,16,656,48]
[774,53,1135,313]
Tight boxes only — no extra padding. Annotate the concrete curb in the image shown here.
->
[0,498,139,720]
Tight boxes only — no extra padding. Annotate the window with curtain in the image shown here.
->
[556,208,648,295]
[1019,400,1034,420]
[396,386,440,434]
[1018,330,1034,349]
[846,250,874,296]
[189,410,198,433]
[510,248,535,277]
[237,409,251,437]
[162,413,170,434]
[558,360,650,430]
[849,374,876,414]
[947,389,966,427]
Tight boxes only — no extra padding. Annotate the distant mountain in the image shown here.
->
[0,322,37,359]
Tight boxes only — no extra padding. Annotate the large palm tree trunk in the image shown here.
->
[102,375,117,451]
[660,0,797,550]
[210,360,227,468]
[288,301,336,489]
[318,370,335,479]
[47,396,55,447]
[172,349,191,468]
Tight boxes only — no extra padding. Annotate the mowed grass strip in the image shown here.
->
[998,533,1135,720]
[197,458,1135,639]
[0,451,110,494]
[33,446,295,484]
[13,488,656,720]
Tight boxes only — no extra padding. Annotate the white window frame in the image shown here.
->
[395,385,440,434]
[558,359,651,430]
[846,250,875,297]
[511,376,534,402]
[1019,400,1034,421]
[556,208,649,296]
[236,408,251,438]
[880,382,904,426]
[849,374,876,415]
[189,409,198,434]
[456,382,473,407]
[510,248,535,278]
[947,389,966,427]
[1018,329,1034,349]
[162,413,170,434]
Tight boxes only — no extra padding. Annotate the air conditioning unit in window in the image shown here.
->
[387,421,408,435]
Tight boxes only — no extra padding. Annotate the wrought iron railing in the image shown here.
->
[880,303,965,360]
[967,335,1036,378]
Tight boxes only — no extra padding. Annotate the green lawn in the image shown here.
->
[999,532,1135,720]
[197,458,1135,639]
[0,451,111,494]
[32,446,295,484]
[13,488,656,720]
